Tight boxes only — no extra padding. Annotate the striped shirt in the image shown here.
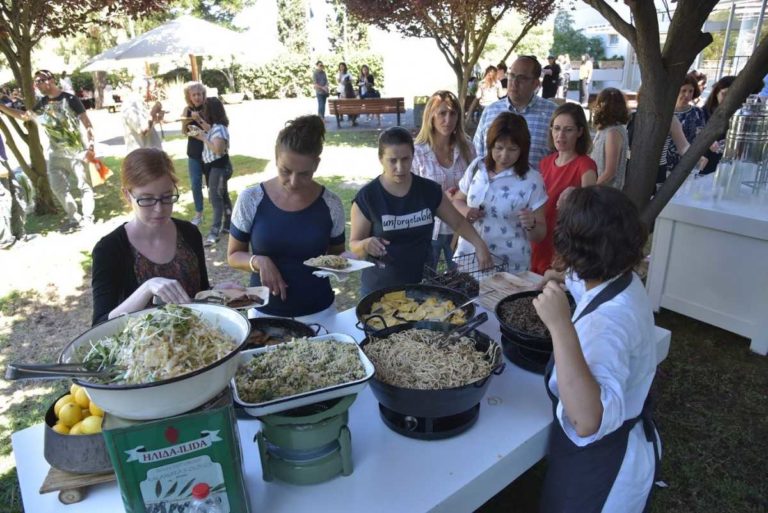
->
[473,95,557,172]
[202,124,229,164]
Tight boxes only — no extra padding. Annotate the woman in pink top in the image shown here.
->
[413,90,476,269]
[531,103,597,274]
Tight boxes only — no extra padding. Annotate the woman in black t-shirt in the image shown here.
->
[350,127,492,295]
[181,82,206,226]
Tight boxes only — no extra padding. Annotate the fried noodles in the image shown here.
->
[363,329,500,389]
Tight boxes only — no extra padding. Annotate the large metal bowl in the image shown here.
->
[57,304,250,420]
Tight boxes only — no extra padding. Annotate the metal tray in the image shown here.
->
[232,333,374,417]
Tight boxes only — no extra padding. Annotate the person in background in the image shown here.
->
[91,148,239,325]
[181,81,206,226]
[497,62,508,98]
[662,75,707,182]
[541,56,561,100]
[453,112,547,272]
[358,65,381,124]
[590,88,629,189]
[194,97,232,247]
[535,186,659,513]
[0,70,96,230]
[228,115,345,320]
[122,78,163,153]
[531,103,597,274]
[412,90,476,270]
[466,65,501,123]
[688,70,707,105]
[336,62,358,126]
[557,54,571,99]
[700,75,735,176]
[474,56,557,171]
[60,71,74,94]
[313,61,330,119]
[578,54,593,106]
[350,127,492,296]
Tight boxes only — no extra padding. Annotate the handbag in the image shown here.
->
[88,159,113,187]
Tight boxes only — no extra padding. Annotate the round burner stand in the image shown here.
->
[378,403,480,440]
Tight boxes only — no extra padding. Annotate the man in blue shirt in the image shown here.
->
[473,56,557,171]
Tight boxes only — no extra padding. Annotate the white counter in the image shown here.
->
[12,308,671,512]
[646,176,768,355]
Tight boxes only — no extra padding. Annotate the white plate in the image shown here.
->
[233,333,374,417]
[304,258,375,274]
[195,286,270,310]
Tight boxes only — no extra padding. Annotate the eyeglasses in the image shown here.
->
[129,190,180,207]
[507,73,534,83]
[551,126,579,135]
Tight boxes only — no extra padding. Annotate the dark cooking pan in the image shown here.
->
[245,317,322,350]
[495,290,575,374]
[355,283,475,334]
[360,317,504,419]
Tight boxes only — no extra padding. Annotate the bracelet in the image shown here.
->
[248,255,258,273]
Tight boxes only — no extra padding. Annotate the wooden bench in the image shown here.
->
[328,97,405,128]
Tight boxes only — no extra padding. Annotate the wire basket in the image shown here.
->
[422,253,508,298]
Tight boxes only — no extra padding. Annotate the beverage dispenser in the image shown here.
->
[714,95,768,204]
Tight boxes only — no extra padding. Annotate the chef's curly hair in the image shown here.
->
[552,186,646,281]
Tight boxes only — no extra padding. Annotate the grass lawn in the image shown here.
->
[3,129,767,512]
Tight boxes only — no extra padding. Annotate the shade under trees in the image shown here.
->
[0,0,169,214]
[339,0,559,99]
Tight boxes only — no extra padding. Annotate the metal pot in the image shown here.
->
[495,291,575,374]
[245,317,320,350]
[43,394,112,474]
[360,320,504,419]
[355,284,475,334]
[56,304,250,420]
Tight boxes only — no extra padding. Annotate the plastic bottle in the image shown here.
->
[189,483,224,513]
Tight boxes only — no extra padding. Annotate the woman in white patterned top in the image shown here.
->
[413,90,476,270]
[453,112,547,272]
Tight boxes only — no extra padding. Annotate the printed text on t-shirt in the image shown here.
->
[381,209,433,231]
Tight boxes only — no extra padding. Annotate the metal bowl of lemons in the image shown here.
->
[43,385,112,474]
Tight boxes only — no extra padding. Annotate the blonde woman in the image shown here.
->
[412,90,476,269]
[181,81,206,226]
[466,66,501,123]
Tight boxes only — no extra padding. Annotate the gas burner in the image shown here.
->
[378,403,480,440]
[254,395,356,484]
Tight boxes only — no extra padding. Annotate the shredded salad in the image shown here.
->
[81,305,236,384]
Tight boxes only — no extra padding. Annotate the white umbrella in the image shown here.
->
[80,15,278,73]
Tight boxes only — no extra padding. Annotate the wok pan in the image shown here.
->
[8,304,251,420]
[355,284,476,334]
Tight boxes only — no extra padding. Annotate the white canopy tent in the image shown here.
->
[80,15,281,75]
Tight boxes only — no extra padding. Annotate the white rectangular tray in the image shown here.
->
[233,333,374,417]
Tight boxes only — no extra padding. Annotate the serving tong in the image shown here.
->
[439,289,496,322]
[5,362,124,381]
[433,312,489,348]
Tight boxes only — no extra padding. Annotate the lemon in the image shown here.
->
[69,421,84,435]
[74,388,91,409]
[69,383,82,397]
[89,402,104,417]
[52,423,70,435]
[58,402,83,427]
[80,415,103,435]
[54,395,74,417]
[81,408,91,419]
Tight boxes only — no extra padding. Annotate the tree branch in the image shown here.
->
[582,0,637,47]
[642,36,768,223]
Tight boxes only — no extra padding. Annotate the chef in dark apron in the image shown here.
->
[533,186,661,513]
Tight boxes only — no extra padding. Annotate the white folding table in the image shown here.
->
[12,308,670,513]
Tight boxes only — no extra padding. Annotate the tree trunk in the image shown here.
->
[93,71,107,110]
[18,45,59,215]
